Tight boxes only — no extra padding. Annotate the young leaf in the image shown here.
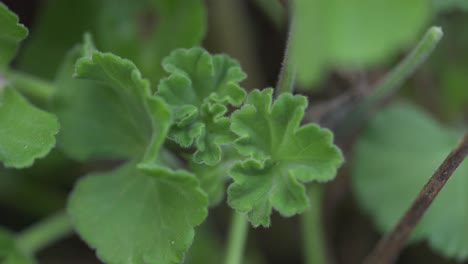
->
[351,102,468,260]
[157,48,247,165]
[68,163,208,264]
[0,87,59,168]
[190,146,241,206]
[228,89,343,227]
[54,36,170,162]
[0,228,35,264]
[291,0,429,85]
[0,2,28,69]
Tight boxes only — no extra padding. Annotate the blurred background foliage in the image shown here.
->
[0,0,467,263]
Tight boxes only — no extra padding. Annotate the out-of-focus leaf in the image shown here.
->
[351,102,468,260]
[68,162,208,264]
[228,89,343,227]
[157,48,246,165]
[54,36,170,162]
[0,2,28,70]
[432,0,468,12]
[16,0,97,79]
[96,0,206,85]
[0,87,58,168]
[292,0,430,86]
[0,228,35,264]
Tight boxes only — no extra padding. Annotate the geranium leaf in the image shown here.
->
[0,87,59,168]
[0,2,28,69]
[292,0,430,85]
[68,162,208,264]
[54,36,171,162]
[16,0,205,82]
[351,102,468,260]
[227,89,343,227]
[0,228,35,264]
[190,146,241,206]
[157,48,246,165]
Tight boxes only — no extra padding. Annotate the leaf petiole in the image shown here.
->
[301,184,328,264]
[335,26,443,138]
[225,212,249,264]
[15,211,73,255]
[3,69,55,102]
[275,21,297,97]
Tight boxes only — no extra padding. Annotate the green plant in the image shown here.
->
[0,1,467,264]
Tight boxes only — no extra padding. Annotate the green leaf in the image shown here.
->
[157,48,247,165]
[227,89,343,227]
[96,0,207,85]
[0,3,28,69]
[0,87,59,168]
[16,0,205,82]
[351,102,468,260]
[292,0,430,85]
[54,36,171,162]
[432,0,468,12]
[190,146,241,206]
[68,162,208,264]
[0,228,35,264]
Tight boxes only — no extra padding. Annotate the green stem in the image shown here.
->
[275,22,297,97]
[3,70,55,102]
[301,184,327,264]
[336,26,443,137]
[16,211,73,254]
[225,212,249,264]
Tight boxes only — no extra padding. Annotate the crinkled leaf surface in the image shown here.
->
[68,163,208,264]
[54,37,170,162]
[351,102,468,260]
[292,0,429,85]
[228,89,343,226]
[157,48,246,165]
[0,228,34,264]
[0,3,28,69]
[0,87,59,168]
[190,146,241,206]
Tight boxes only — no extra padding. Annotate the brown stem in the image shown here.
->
[363,133,468,264]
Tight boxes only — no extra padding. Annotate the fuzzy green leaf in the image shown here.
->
[190,146,241,206]
[0,87,58,168]
[292,0,430,85]
[351,102,468,260]
[54,36,170,162]
[228,89,343,227]
[0,228,35,264]
[0,3,28,69]
[68,163,208,264]
[157,48,246,165]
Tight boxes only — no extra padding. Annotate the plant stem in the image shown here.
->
[301,184,328,264]
[335,26,443,138]
[225,212,249,264]
[364,133,468,264]
[275,22,297,97]
[16,211,73,254]
[3,70,55,102]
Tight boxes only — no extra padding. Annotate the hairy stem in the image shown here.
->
[364,133,468,264]
[301,184,328,264]
[16,211,73,254]
[225,212,249,264]
[275,22,297,97]
[3,70,55,102]
[335,26,443,138]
